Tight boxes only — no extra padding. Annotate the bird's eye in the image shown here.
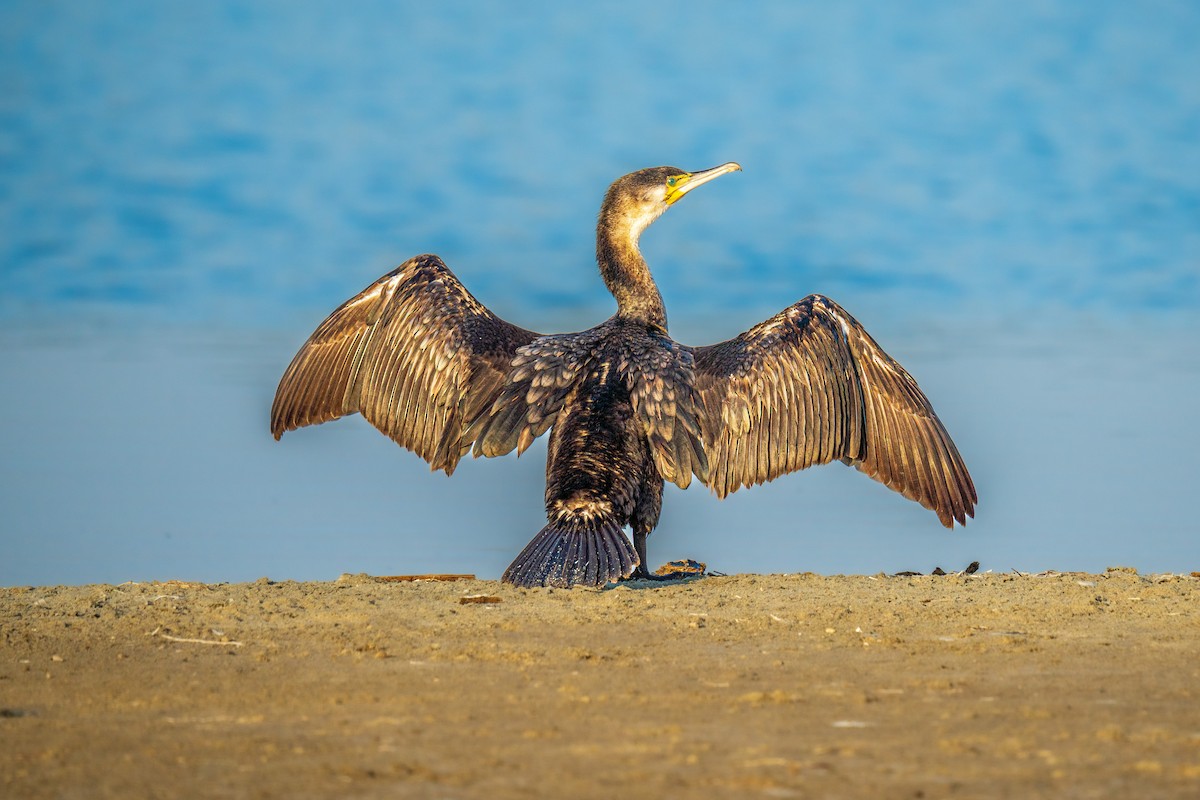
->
[666,177,677,188]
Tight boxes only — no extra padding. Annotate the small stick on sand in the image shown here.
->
[376,574,476,582]
[459,595,502,604]
[147,627,243,647]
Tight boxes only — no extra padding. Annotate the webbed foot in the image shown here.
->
[626,564,675,582]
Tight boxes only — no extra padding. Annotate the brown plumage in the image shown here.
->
[271,163,977,587]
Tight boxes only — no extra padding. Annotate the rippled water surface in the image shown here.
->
[2,1,1198,584]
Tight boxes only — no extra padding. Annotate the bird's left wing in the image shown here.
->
[270,254,540,474]
[689,295,976,527]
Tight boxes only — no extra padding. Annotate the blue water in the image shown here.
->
[2,1,1198,585]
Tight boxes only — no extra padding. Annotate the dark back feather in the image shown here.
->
[469,318,709,491]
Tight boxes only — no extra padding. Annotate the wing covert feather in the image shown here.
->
[624,332,708,489]
[469,332,586,460]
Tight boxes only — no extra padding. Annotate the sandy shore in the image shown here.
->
[2,569,1198,799]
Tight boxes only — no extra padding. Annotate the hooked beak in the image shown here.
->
[665,161,742,205]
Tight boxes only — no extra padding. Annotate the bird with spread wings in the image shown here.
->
[272,164,976,587]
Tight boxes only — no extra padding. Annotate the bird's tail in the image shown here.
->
[502,516,637,588]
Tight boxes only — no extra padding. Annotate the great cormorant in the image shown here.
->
[271,163,976,587]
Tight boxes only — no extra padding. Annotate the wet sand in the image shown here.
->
[3,569,1198,799]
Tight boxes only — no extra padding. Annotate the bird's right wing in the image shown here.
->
[690,295,976,527]
[270,254,540,474]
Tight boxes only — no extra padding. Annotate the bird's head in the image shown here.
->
[600,162,742,241]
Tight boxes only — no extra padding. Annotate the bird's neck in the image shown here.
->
[596,213,668,330]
